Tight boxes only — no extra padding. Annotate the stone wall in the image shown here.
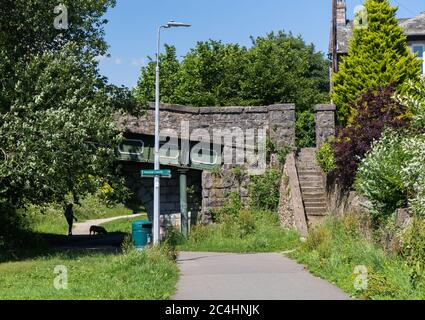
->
[201,167,251,222]
[315,104,336,148]
[117,103,296,149]
[117,103,297,222]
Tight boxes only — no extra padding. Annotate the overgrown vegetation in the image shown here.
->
[296,111,316,148]
[180,208,299,253]
[356,80,425,217]
[316,142,336,174]
[248,169,282,211]
[177,166,299,253]
[290,214,425,300]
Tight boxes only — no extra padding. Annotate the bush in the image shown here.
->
[296,110,316,148]
[332,86,407,190]
[356,128,425,218]
[316,142,336,173]
[355,130,410,217]
[248,169,282,211]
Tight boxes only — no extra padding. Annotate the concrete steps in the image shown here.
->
[296,148,328,226]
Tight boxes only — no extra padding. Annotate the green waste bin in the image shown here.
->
[132,221,152,249]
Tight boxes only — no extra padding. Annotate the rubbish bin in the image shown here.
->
[132,221,152,249]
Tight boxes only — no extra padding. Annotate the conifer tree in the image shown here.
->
[332,0,421,124]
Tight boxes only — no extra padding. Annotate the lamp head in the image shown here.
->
[164,21,191,28]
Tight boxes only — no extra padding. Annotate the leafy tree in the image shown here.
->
[174,41,247,107]
[134,45,181,106]
[332,0,421,124]
[135,32,330,146]
[0,1,134,226]
[240,32,329,111]
[0,44,128,209]
[0,0,116,114]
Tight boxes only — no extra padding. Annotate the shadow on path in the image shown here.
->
[45,232,128,252]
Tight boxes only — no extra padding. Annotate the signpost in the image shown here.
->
[141,169,172,179]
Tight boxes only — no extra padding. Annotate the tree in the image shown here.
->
[135,32,330,146]
[0,1,133,220]
[240,32,329,112]
[134,45,181,106]
[332,0,421,124]
[0,0,117,114]
[174,41,247,107]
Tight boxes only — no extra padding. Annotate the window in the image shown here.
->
[413,45,425,75]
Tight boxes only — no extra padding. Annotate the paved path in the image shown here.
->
[48,214,144,252]
[73,214,144,235]
[174,252,350,300]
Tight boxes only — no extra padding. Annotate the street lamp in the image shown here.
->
[153,21,191,245]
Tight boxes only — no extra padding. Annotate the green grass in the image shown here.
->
[0,247,179,300]
[289,215,425,300]
[26,194,142,235]
[178,210,301,253]
[101,215,149,233]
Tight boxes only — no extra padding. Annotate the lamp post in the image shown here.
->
[153,21,191,245]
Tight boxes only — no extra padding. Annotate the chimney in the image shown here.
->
[336,0,346,26]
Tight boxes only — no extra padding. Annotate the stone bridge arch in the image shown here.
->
[116,103,297,230]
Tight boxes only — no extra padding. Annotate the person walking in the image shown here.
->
[64,203,78,236]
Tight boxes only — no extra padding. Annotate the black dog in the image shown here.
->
[89,225,108,235]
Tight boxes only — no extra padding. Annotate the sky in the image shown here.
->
[98,0,425,88]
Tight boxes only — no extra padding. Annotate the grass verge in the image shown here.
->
[179,210,300,253]
[289,215,425,300]
[101,215,148,233]
[0,246,179,300]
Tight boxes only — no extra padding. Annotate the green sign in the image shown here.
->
[141,169,172,178]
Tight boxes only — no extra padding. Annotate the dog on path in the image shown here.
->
[89,225,108,235]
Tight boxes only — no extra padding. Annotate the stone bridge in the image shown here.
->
[115,103,335,234]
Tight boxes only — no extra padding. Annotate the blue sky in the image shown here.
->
[99,0,425,88]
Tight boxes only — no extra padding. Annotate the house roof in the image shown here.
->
[329,12,425,54]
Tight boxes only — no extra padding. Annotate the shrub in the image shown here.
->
[332,86,407,190]
[266,139,291,164]
[356,129,425,218]
[355,130,410,217]
[248,169,282,211]
[214,192,242,222]
[316,142,336,173]
[296,110,316,148]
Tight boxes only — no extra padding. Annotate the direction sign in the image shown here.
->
[141,169,172,178]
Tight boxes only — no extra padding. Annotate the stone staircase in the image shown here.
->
[296,148,328,226]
